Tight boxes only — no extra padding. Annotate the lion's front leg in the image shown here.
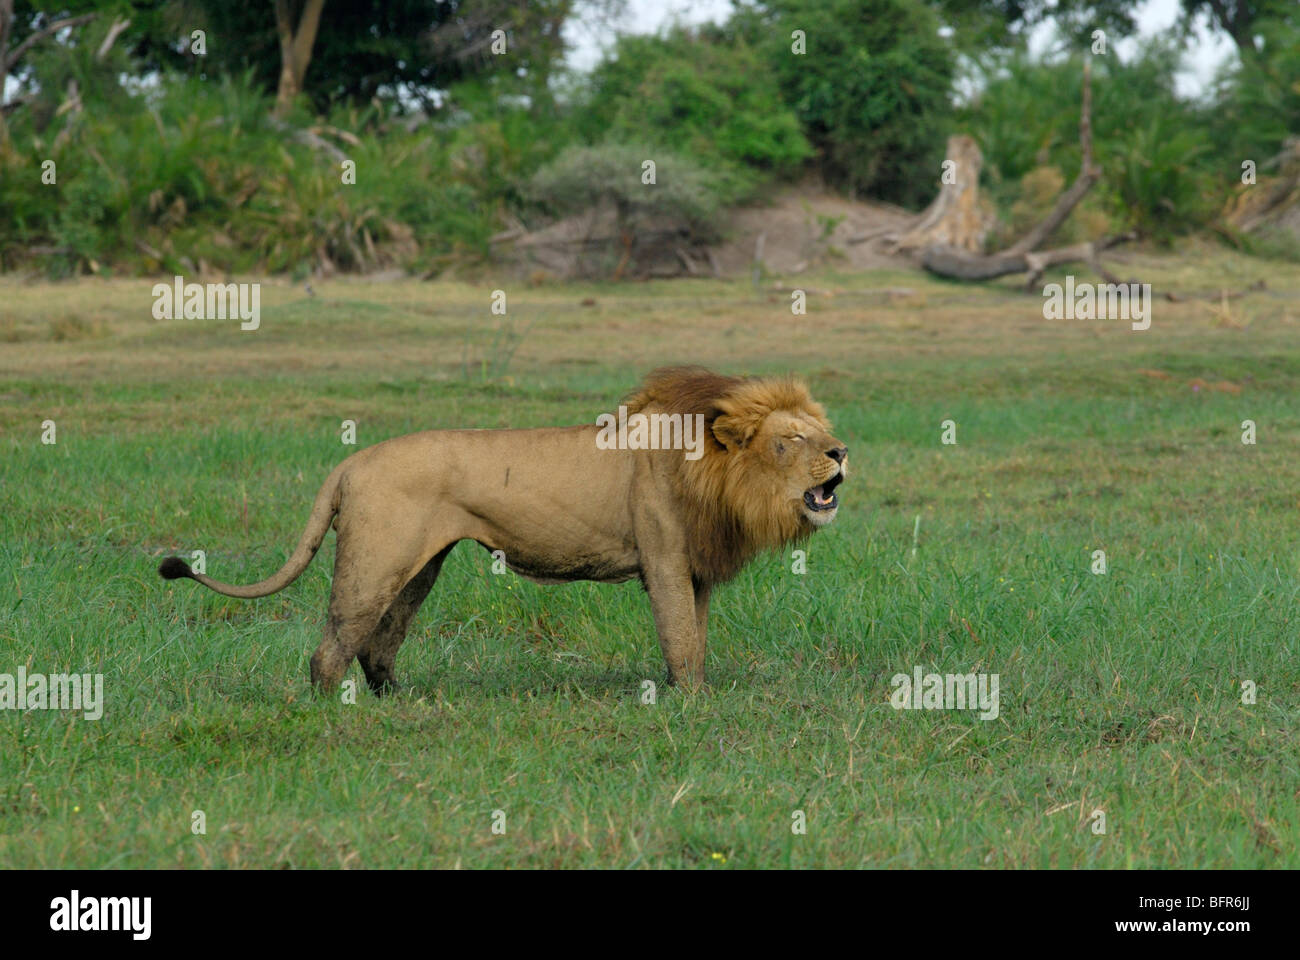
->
[643,559,707,689]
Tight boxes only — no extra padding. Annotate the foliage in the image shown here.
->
[961,47,1224,243]
[0,70,505,275]
[1179,0,1297,56]
[1208,18,1300,164]
[9,0,575,114]
[729,0,957,208]
[575,27,811,179]
[526,142,741,238]
[3,0,1299,273]
[929,0,1138,50]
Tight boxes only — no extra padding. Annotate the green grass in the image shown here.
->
[1,254,1299,867]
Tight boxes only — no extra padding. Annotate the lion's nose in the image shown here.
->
[827,446,847,464]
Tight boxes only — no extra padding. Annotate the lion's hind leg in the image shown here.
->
[357,544,454,695]
[309,534,427,695]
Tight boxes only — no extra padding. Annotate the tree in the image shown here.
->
[1210,15,1300,160]
[179,0,574,113]
[928,0,1136,51]
[577,27,811,178]
[273,0,324,116]
[732,0,956,207]
[930,0,1297,58]
[6,1,576,116]
[1180,0,1297,59]
[0,2,102,145]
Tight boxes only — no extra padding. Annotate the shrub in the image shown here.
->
[575,27,811,181]
[730,0,956,207]
[526,142,737,238]
[1209,20,1300,166]
[0,69,506,276]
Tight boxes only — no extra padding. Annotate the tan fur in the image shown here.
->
[158,366,847,694]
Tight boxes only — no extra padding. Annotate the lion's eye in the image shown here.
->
[792,435,806,442]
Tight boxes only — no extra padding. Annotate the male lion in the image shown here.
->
[158,366,847,693]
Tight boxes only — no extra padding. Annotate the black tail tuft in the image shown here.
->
[158,556,194,580]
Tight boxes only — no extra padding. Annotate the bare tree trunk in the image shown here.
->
[274,0,326,117]
[0,0,13,146]
[889,135,987,253]
[919,58,1111,284]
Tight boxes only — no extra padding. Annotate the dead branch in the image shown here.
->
[4,12,97,70]
[919,58,1115,284]
[923,232,1134,283]
[95,17,130,61]
[846,226,896,245]
[1004,59,1101,258]
[1022,232,1136,288]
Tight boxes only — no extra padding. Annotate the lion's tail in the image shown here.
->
[157,463,344,599]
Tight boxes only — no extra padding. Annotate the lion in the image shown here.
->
[158,366,847,694]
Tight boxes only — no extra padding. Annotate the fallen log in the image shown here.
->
[922,232,1135,284]
[919,58,1112,285]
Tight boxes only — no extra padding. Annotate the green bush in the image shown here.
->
[575,27,811,180]
[527,142,737,238]
[1106,117,1219,242]
[0,68,516,275]
[730,0,956,207]
[437,78,573,212]
[1209,20,1300,166]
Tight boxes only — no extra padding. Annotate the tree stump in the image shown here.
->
[890,135,987,254]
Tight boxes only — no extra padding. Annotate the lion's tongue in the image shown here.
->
[811,485,831,505]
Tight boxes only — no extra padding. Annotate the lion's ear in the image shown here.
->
[712,412,757,450]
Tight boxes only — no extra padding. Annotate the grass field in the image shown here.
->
[2,246,1299,868]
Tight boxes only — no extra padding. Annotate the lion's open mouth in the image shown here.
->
[803,472,842,512]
